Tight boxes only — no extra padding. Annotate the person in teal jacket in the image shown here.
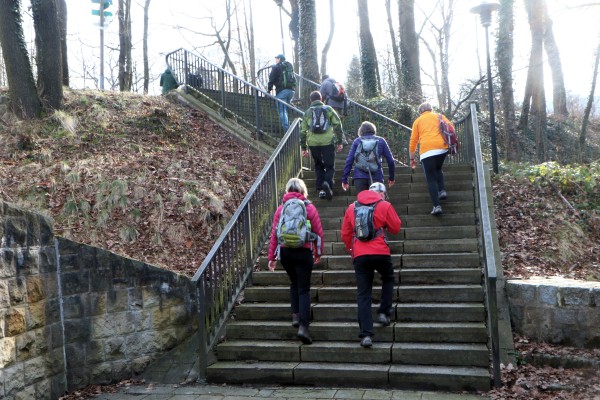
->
[300,91,344,201]
[159,68,179,95]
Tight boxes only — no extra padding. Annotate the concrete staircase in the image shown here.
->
[206,154,491,392]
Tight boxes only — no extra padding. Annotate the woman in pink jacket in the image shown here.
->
[268,178,324,344]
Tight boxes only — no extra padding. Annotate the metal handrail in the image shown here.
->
[192,117,303,380]
[467,102,501,387]
[166,48,304,145]
[166,48,501,387]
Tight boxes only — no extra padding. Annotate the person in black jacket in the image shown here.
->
[267,54,296,131]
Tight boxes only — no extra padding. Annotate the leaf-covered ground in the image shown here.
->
[0,90,266,277]
[1,90,598,399]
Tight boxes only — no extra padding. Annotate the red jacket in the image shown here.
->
[341,190,402,258]
[268,192,324,261]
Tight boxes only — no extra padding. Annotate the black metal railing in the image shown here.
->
[166,48,304,146]
[191,118,304,380]
[257,69,474,165]
[465,102,501,387]
[167,49,500,386]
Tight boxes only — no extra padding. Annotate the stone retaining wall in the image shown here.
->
[507,277,600,348]
[0,201,198,399]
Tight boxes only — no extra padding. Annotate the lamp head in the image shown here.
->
[470,1,500,28]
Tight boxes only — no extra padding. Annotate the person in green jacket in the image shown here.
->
[159,68,179,95]
[300,91,344,201]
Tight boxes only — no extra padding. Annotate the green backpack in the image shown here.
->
[279,61,297,90]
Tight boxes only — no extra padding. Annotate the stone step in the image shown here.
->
[316,201,475,218]
[306,182,473,198]
[225,321,487,343]
[234,302,485,323]
[320,213,475,230]
[206,361,490,391]
[252,267,480,286]
[215,340,488,367]
[396,303,485,322]
[400,268,481,284]
[319,225,477,242]
[243,284,483,303]
[257,252,480,270]
[307,189,475,208]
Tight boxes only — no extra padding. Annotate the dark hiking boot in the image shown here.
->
[297,325,312,344]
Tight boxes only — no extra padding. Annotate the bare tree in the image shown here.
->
[118,0,133,91]
[542,5,568,120]
[0,0,42,119]
[56,0,69,87]
[420,0,454,114]
[385,0,402,94]
[398,0,422,102]
[358,0,379,98]
[298,0,319,101]
[520,0,547,162]
[244,0,256,85]
[142,0,150,94]
[496,0,519,161]
[32,0,63,110]
[319,0,334,77]
[580,38,600,161]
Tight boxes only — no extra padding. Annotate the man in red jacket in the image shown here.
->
[341,182,402,347]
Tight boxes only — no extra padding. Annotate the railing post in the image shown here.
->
[196,283,207,382]
[219,70,226,117]
[244,204,253,287]
[489,276,501,387]
[254,88,263,141]
[184,51,189,95]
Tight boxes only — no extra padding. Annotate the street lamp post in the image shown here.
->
[274,0,285,55]
[471,2,500,173]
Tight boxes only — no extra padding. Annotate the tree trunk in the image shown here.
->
[143,0,150,94]
[0,0,42,119]
[289,0,299,66]
[524,0,547,162]
[118,0,133,91]
[579,39,600,162]
[32,0,63,110]
[542,6,568,120]
[56,0,68,87]
[243,0,256,84]
[398,0,422,102]
[496,0,519,161]
[319,0,334,78]
[298,0,319,102]
[385,0,402,95]
[358,0,379,98]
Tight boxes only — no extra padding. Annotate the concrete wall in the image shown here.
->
[1,201,198,399]
[507,277,600,348]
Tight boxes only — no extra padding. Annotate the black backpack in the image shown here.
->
[279,61,296,90]
[354,200,384,241]
[310,106,329,133]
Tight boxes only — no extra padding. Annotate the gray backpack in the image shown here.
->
[354,137,380,173]
[354,200,384,241]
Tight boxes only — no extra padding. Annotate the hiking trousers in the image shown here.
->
[421,152,448,207]
[276,88,295,132]
[309,144,336,191]
[279,247,314,327]
[353,254,395,338]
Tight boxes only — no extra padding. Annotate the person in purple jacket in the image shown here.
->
[341,121,396,194]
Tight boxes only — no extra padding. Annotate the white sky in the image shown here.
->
[64,0,600,105]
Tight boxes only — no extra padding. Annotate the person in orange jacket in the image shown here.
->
[268,178,324,345]
[409,102,454,215]
[340,182,402,347]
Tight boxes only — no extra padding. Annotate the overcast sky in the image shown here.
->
[66,0,600,105]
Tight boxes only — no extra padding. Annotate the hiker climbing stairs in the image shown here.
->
[206,150,491,392]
